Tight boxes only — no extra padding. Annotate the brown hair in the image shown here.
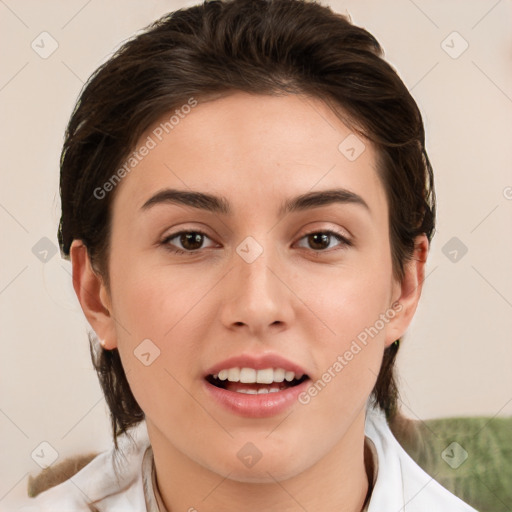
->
[57,0,435,447]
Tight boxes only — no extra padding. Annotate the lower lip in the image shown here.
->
[204,379,310,418]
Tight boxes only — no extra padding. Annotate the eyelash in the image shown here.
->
[160,229,352,256]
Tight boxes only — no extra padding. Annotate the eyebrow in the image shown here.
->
[140,188,370,216]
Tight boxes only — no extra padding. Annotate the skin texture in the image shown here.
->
[71,92,428,512]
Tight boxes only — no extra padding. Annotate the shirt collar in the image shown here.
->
[142,435,379,512]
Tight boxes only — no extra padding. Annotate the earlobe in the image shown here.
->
[385,235,429,346]
[70,240,117,350]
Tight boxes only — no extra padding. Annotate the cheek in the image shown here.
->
[111,257,206,339]
[314,261,394,343]
[108,259,207,405]
[304,258,394,400]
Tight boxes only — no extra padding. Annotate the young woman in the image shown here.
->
[18,0,478,510]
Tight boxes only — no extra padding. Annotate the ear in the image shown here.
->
[70,240,117,350]
[385,234,429,347]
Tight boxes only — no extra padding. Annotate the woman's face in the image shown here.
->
[84,92,420,482]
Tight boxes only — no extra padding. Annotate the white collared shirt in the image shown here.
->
[13,405,479,512]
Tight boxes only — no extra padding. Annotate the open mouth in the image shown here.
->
[206,367,309,394]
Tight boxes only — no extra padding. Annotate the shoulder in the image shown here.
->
[390,413,512,512]
[16,423,150,512]
[365,406,479,512]
[28,453,99,498]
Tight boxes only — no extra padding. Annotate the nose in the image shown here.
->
[219,243,295,336]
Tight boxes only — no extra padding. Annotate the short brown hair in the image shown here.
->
[58,0,435,447]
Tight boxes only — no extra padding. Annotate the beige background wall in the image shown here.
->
[1,0,511,507]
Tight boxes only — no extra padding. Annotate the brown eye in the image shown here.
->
[178,232,204,251]
[296,230,351,252]
[162,230,217,254]
[307,233,331,250]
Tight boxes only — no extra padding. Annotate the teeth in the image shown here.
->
[227,368,240,382]
[239,368,257,383]
[212,367,302,384]
[237,387,281,394]
[273,368,285,382]
[256,368,274,384]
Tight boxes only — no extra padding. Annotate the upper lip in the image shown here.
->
[204,353,308,378]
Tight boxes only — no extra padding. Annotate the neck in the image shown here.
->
[147,408,371,512]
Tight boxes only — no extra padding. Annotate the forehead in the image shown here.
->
[111,92,386,219]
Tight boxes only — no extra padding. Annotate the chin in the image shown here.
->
[221,464,305,484]
[201,446,312,484]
